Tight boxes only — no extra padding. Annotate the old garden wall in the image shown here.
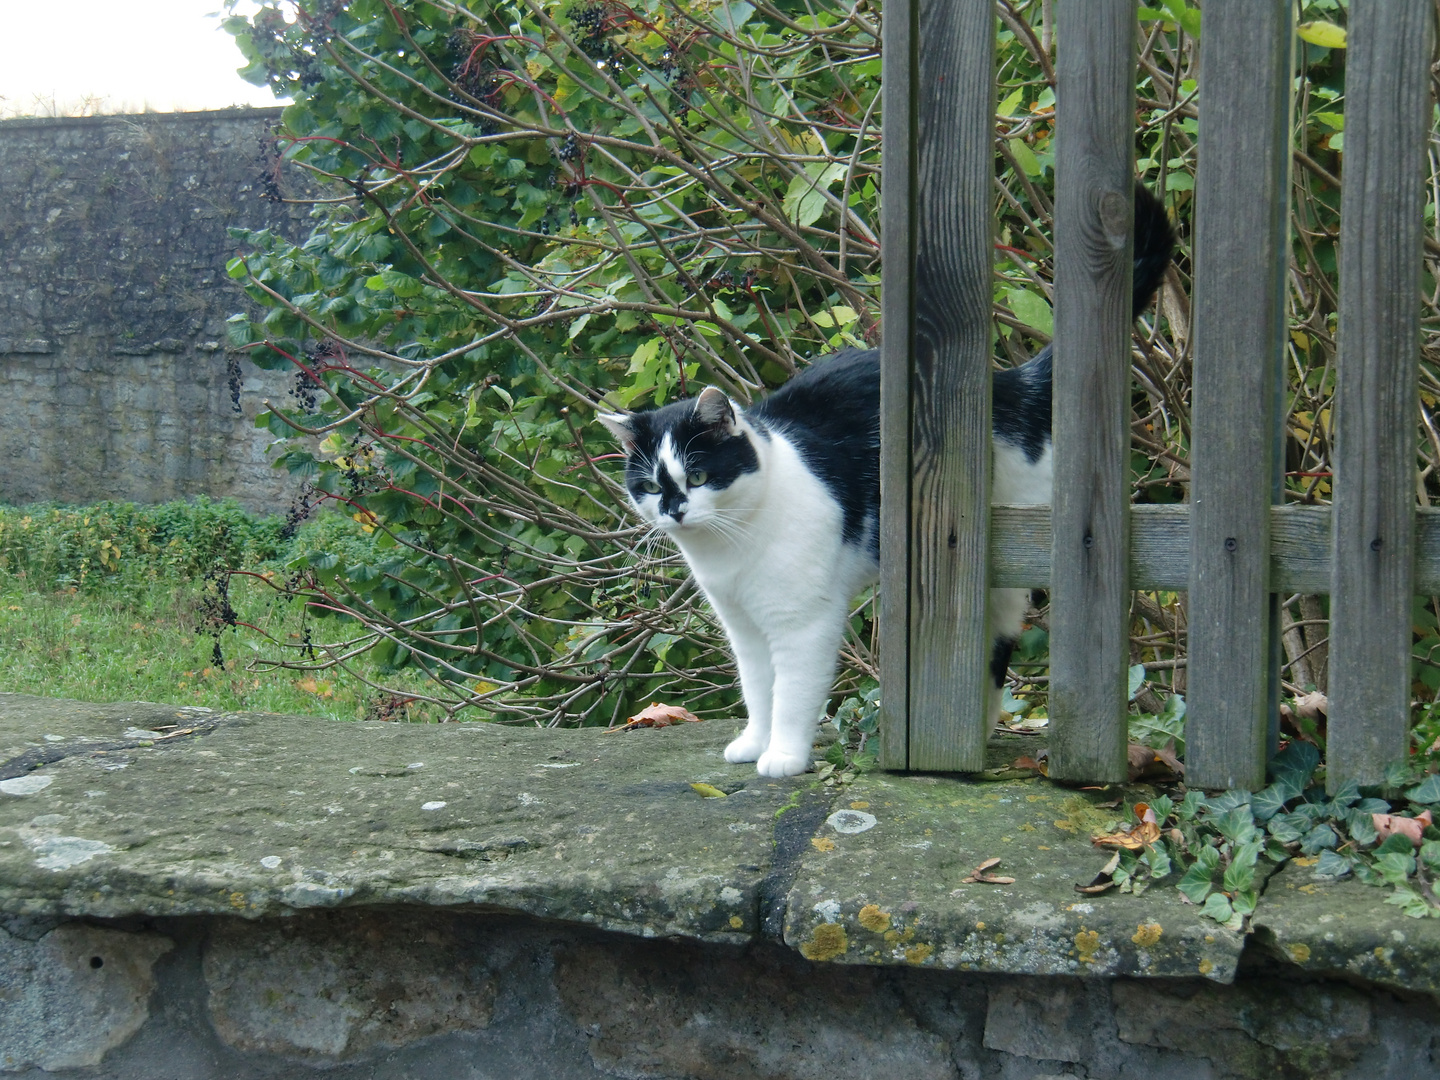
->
[0,109,308,512]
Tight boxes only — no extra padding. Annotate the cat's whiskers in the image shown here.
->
[700,507,756,549]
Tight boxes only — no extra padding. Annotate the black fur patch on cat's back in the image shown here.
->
[750,347,881,554]
[993,184,1171,463]
[992,345,1052,463]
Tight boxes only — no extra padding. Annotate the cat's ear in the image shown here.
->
[693,386,739,436]
[597,411,638,452]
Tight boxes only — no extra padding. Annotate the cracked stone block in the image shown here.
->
[0,921,172,1072]
[1113,978,1373,1078]
[982,979,1096,1063]
[554,939,958,1080]
[203,912,495,1061]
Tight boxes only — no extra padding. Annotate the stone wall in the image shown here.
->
[0,109,309,513]
[4,693,1439,1078]
[3,910,1436,1079]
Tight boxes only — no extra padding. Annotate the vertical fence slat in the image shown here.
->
[1328,1,1434,790]
[1047,1,1136,783]
[1185,1,1292,791]
[877,0,915,770]
[879,0,996,771]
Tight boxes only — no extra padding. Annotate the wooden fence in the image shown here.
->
[878,0,1436,791]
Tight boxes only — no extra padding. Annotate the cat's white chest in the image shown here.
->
[673,434,872,615]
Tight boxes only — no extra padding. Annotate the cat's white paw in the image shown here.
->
[755,747,810,777]
[725,732,767,763]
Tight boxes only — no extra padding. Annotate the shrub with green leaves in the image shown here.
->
[222,0,893,723]
[0,499,287,591]
[218,0,1440,733]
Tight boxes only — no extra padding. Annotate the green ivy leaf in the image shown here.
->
[1405,774,1440,804]
[1251,783,1289,823]
[1315,849,1352,879]
[1200,892,1234,925]
[1299,823,1340,855]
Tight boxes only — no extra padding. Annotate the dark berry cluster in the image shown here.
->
[279,482,318,542]
[254,135,285,203]
[197,568,240,666]
[289,368,323,412]
[341,436,380,497]
[225,355,243,415]
[567,3,619,65]
[557,132,583,162]
[448,30,508,104]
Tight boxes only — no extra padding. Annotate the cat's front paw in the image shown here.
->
[755,747,810,778]
[724,732,767,764]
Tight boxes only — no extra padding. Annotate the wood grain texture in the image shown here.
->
[1185,0,1292,791]
[1047,0,1137,784]
[1328,0,1433,789]
[993,504,1440,595]
[904,0,997,772]
[877,0,915,770]
[878,0,996,771]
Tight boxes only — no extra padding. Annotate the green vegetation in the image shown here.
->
[1093,742,1440,923]
[215,0,1440,744]
[0,500,442,720]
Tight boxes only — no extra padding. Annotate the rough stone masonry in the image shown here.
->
[0,693,1437,1078]
[0,110,309,512]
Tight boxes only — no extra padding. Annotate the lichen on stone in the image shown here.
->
[800,922,847,962]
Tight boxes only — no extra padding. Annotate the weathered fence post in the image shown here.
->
[1186,0,1293,791]
[879,0,996,771]
[1328,1,1434,789]
[1047,0,1136,784]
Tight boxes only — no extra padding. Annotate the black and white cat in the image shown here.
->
[600,188,1174,776]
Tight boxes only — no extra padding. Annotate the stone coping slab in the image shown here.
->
[1,693,1435,995]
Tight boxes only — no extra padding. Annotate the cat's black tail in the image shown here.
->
[1132,183,1175,318]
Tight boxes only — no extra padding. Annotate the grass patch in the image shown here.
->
[0,499,443,720]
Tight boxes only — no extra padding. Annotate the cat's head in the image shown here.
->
[598,387,762,536]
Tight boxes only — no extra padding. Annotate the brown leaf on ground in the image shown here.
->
[1372,809,1433,847]
[961,857,1016,885]
[1076,851,1122,895]
[1093,803,1162,850]
[1009,755,1046,774]
[606,702,703,733]
[1126,740,1184,782]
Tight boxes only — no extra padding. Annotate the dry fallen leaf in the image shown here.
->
[1280,691,1329,744]
[961,857,1016,885]
[606,702,703,733]
[1126,740,1184,782]
[1076,850,1122,895]
[1093,803,1162,850]
[1372,809,1432,847]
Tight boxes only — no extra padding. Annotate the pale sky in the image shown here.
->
[0,0,291,117]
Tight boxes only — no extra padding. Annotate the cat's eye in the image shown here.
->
[686,470,708,487]
[640,480,662,494]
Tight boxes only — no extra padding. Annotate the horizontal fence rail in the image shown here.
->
[880,0,1436,789]
[989,505,1440,596]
